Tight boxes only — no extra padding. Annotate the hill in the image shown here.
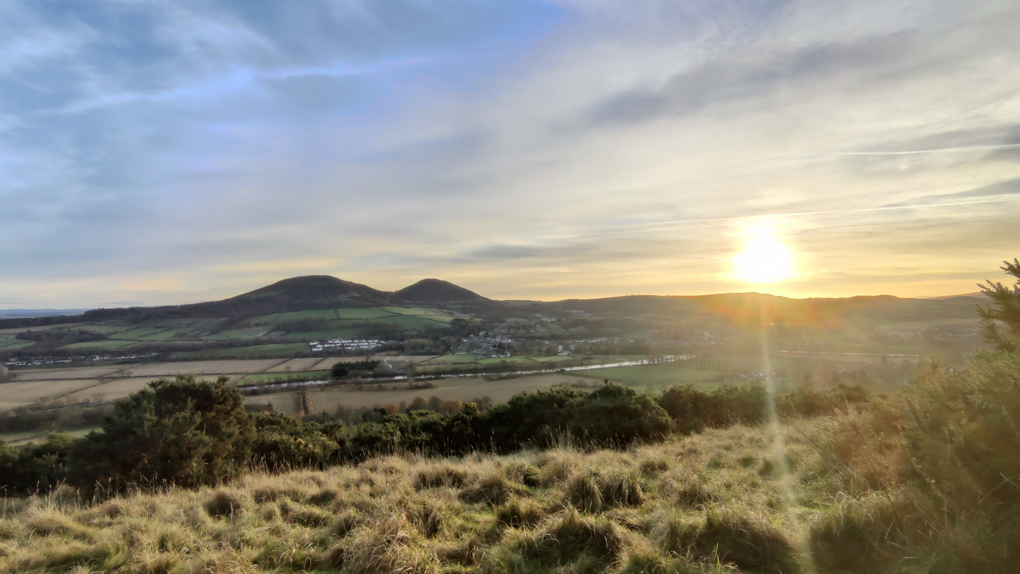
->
[0,276,987,345]
[229,275,389,307]
[392,278,489,303]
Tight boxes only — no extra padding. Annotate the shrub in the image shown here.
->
[65,375,255,492]
[0,433,73,496]
[484,384,671,450]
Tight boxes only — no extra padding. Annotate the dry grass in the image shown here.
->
[0,420,852,574]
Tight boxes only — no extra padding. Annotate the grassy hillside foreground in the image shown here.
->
[0,420,864,574]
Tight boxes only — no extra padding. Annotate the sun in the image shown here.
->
[734,233,795,284]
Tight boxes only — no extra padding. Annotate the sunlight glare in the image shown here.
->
[734,231,795,284]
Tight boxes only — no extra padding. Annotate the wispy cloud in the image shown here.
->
[1,0,1019,306]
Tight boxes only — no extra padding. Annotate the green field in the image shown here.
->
[204,326,271,340]
[420,353,485,365]
[476,356,539,365]
[169,343,308,360]
[336,307,398,319]
[237,370,329,386]
[137,329,186,341]
[381,306,463,323]
[0,335,34,351]
[580,363,732,388]
[287,328,365,341]
[274,309,341,321]
[109,327,172,340]
[59,340,136,351]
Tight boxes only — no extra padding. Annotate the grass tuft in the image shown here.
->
[459,473,528,506]
[414,464,469,490]
[504,460,542,487]
[495,497,544,529]
[203,490,242,519]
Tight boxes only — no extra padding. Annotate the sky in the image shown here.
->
[2,0,1020,308]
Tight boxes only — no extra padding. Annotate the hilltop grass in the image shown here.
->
[0,420,838,574]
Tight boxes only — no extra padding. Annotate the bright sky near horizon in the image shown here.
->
[2,0,1019,308]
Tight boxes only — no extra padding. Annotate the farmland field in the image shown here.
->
[109,327,173,340]
[237,370,329,386]
[58,340,136,350]
[0,323,83,335]
[64,376,231,403]
[124,359,285,378]
[203,326,272,340]
[286,328,364,340]
[476,356,539,365]
[335,307,397,319]
[0,335,33,351]
[0,379,102,410]
[169,343,308,359]
[419,353,484,365]
[266,357,325,372]
[580,363,735,388]
[10,366,128,381]
[255,372,603,416]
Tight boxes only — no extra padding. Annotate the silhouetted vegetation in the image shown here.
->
[331,360,382,378]
[1,376,867,496]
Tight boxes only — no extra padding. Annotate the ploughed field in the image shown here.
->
[1,357,434,411]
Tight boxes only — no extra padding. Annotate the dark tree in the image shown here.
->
[66,375,255,492]
[979,258,1020,351]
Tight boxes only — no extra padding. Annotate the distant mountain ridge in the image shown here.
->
[1,274,988,327]
[0,309,89,318]
[74,275,497,322]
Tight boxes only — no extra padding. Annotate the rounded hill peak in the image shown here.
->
[392,278,488,303]
[231,275,387,305]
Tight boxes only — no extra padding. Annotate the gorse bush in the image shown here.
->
[658,382,869,434]
[813,259,1020,573]
[65,375,256,492]
[1,377,866,496]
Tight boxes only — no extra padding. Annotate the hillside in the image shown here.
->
[5,275,986,329]
[0,423,825,574]
[231,275,389,307]
[392,278,489,303]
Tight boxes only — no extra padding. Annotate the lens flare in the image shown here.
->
[734,233,795,283]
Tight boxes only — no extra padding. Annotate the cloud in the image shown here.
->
[1,0,1019,306]
[586,31,918,125]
